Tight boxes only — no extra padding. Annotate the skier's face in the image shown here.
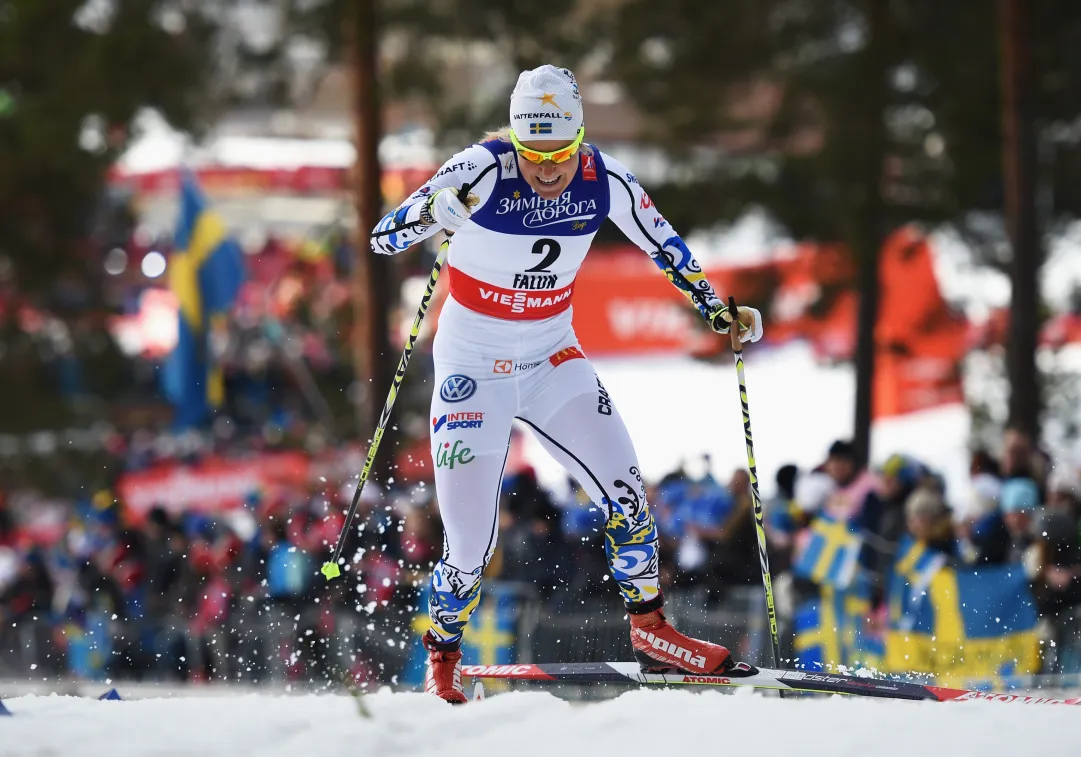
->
[516,139,580,200]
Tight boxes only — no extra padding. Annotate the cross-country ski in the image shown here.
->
[461,661,1081,705]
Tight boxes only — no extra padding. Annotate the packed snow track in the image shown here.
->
[2,687,1080,757]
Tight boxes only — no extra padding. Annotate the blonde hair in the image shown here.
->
[482,125,593,156]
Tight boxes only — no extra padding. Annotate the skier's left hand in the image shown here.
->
[708,304,763,344]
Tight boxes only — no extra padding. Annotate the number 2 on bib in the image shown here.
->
[525,238,562,273]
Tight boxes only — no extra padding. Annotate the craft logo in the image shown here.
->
[549,346,585,367]
[435,440,475,469]
[439,374,476,403]
[513,273,559,290]
[435,160,477,178]
[432,412,484,432]
[597,376,613,415]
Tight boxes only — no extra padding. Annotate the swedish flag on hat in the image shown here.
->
[509,65,583,143]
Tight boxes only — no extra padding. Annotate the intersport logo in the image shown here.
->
[496,193,597,228]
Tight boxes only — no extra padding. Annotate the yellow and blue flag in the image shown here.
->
[793,584,884,671]
[883,537,1040,687]
[403,583,520,688]
[793,516,866,591]
[162,172,245,428]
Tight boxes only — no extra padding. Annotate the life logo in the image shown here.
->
[440,374,476,403]
[435,440,474,470]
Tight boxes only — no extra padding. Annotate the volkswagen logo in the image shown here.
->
[440,374,476,403]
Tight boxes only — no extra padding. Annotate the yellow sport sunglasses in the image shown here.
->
[509,127,585,164]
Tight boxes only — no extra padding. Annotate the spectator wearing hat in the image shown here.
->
[1000,477,1042,563]
[821,440,882,524]
[904,487,958,560]
[954,466,1011,567]
[862,454,930,578]
[1001,427,1051,500]
[1047,468,1081,518]
[764,464,805,573]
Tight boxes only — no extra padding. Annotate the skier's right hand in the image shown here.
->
[426,187,471,231]
[708,303,763,343]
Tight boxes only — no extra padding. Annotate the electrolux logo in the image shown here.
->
[493,358,544,374]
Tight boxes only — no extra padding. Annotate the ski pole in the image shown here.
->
[726,296,783,674]
[321,183,474,581]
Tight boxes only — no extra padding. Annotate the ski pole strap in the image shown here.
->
[371,168,489,238]
[728,296,742,353]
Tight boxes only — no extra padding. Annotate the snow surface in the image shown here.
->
[2,688,1080,757]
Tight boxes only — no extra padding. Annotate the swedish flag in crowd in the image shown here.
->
[793,516,866,591]
[883,537,1040,687]
[793,584,884,671]
[162,172,245,428]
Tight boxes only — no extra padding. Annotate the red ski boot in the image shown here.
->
[423,632,467,703]
[629,608,734,675]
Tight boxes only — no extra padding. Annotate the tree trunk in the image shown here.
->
[347,1,397,464]
[851,0,891,469]
[1000,0,1041,438]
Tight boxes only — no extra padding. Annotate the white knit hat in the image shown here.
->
[509,65,584,143]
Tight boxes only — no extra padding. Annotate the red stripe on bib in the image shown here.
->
[448,266,574,320]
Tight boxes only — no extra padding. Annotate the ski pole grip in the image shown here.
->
[728,296,742,353]
[444,181,477,240]
[459,180,478,209]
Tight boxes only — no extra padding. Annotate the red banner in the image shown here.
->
[117,452,310,520]
[873,227,967,418]
[566,246,786,356]
[564,230,966,419]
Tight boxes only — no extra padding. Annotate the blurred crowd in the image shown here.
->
[764,430,1081,630]
[2,422,1081,683]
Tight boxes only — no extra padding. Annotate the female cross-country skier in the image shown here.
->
[371,65,764,702]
